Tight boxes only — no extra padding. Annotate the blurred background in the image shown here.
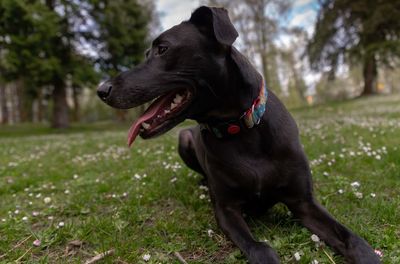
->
[0,0,399,128]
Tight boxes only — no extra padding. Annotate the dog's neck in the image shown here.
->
[198,75,267,138]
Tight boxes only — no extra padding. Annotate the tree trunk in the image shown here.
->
[0,84,8,124]
[361,55,377,96]
[51,80,69,128]
[11,83,19,123]
[72,86,80,122]
[38,87,48,122]
[287,51,306,103]
[16,79,33,122]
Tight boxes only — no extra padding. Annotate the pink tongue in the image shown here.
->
[127,93,174,148]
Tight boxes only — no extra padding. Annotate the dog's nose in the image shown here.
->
[97,81,113,100]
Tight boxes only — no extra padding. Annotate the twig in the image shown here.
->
[322,248,336,264]
[84,249,115,264]
[0,235,32,259]
[14,247,32,263]
[173,251,188,264]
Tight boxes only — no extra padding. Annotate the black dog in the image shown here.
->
[97,6,380,264]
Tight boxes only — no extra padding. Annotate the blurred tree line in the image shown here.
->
[0,0,157,127]
[1,0,399,128]
[207,0,400,106]
[308,0,400,96]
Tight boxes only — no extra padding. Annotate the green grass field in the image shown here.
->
[1,95,399,263]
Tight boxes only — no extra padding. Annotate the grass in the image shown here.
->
[0,94,399,263]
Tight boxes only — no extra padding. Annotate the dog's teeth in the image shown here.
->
[171,103,177,109]
[174,94,183,104]
[142,122,150,129]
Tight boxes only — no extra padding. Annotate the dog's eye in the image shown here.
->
[157,45,168,55]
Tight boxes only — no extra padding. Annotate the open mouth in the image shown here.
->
[127,89,192,147]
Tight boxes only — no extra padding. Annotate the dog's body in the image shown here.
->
[98,6,380,263]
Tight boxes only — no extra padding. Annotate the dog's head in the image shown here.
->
[98,6,260,147]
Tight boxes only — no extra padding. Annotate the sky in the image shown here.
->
[155,0,319,35]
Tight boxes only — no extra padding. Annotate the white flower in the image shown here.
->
[311,260,319,264]
[311,234,320,242]
[22,216,28,221]
[14,209,20,215]
[32,211,39,217]
[170,177,177,183]
[374,249,383,258]
[199,194,206,200]
[294,252,301,261]
[58,221,65,227]
[323,172,329,177]
[207,229,214,237]
[199,185,208,191]
[142,253,151,261]
[350,181,360,189]
[370,193,376,198]
[44,197,52,204]
[338,189,344,194]
[64,189,70,194]
[33,239,41,247]
[134,173,141,180]
[375,155,381,160]
[73,174,79,179]
[354,192,363,199]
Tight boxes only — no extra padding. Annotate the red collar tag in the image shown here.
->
[227,124,240,134]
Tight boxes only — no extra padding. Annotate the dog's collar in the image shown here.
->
[200,80,268,138]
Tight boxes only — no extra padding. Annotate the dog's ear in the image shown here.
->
[230,47,263,102]
[189,6,238,46]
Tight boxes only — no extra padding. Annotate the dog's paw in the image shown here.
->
[248,242,280,264]
[346,238,381,264]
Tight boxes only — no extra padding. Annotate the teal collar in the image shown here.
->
[200,80,268,138]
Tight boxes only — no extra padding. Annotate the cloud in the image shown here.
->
[293,0,314,8]
[156,0,200,31]
[289,8,317,36]
[290,9,316,27]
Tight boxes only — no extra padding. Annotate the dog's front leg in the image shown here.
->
[286,198,380,264]
[213,202,280,264]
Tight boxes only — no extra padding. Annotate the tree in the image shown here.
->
[207,0,291,93]
[89,0,155,120]
[89,0,153,75]
[0,0,60,123]
[0,0,155,126]
[307,0,400,96]
[0,0,97,127]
